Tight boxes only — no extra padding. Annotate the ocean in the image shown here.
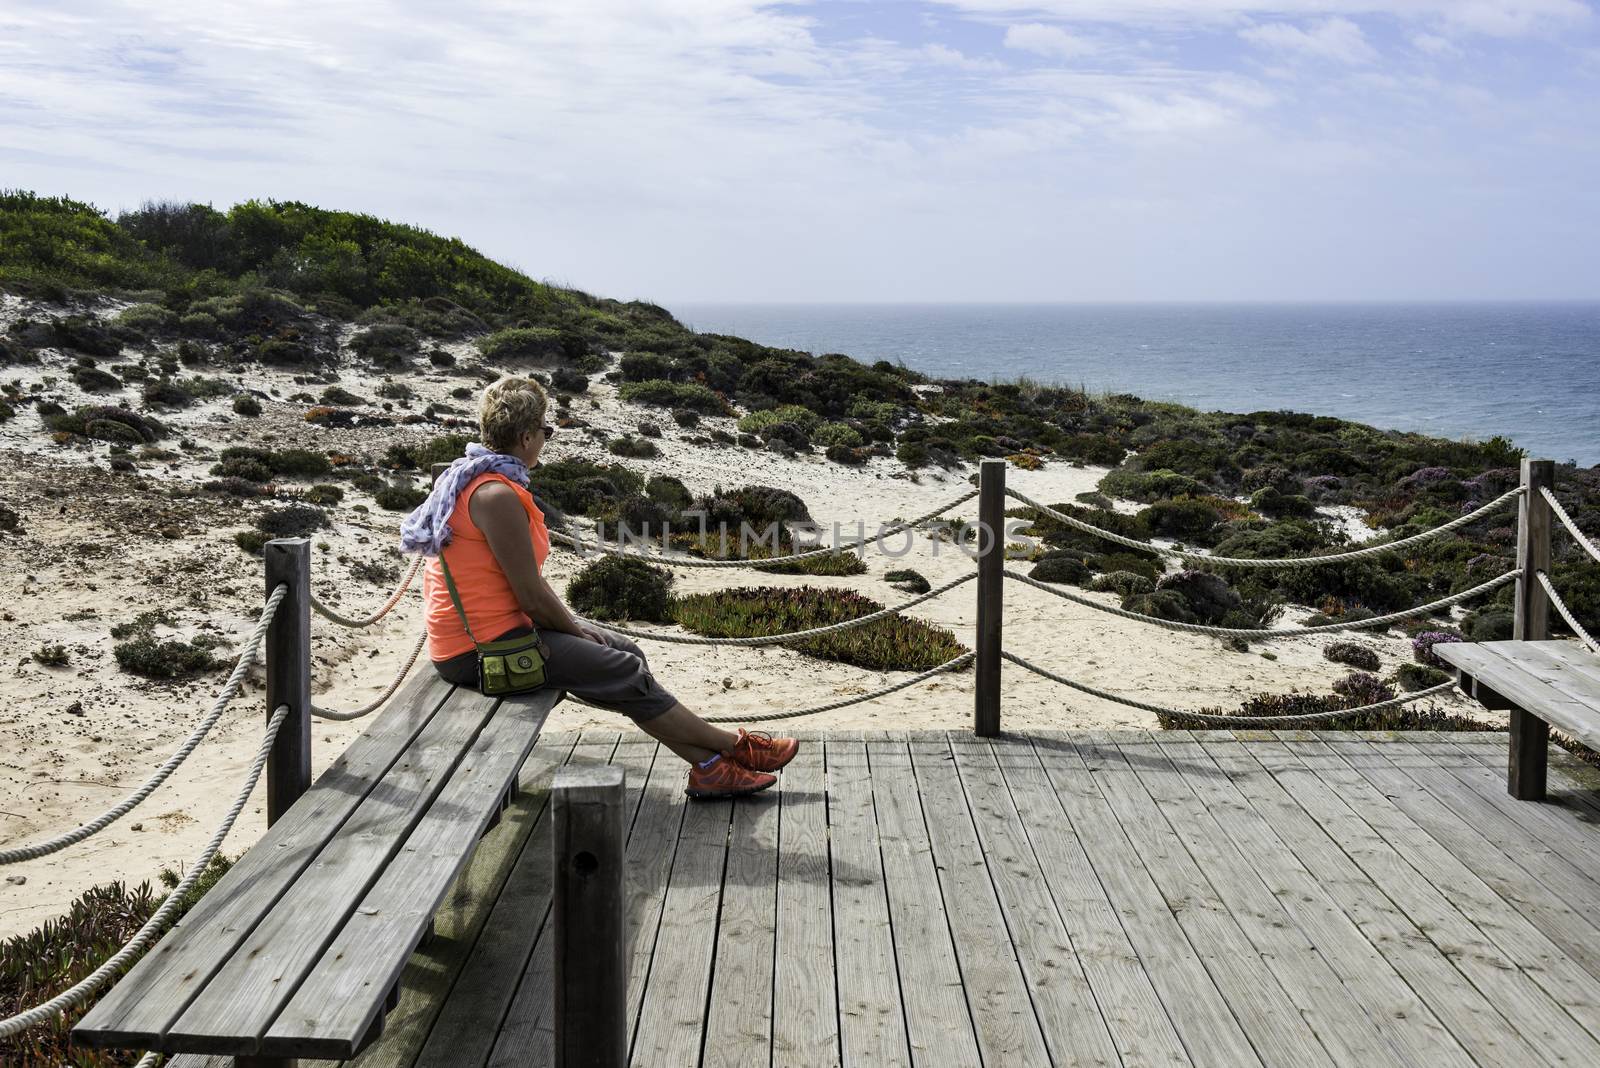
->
[669,303,1600,468]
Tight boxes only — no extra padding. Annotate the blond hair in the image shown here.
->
[479,376,549,452]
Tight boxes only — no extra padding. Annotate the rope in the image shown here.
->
[1000,651,1459,726]
[0,585,289,866]
[586,571,976,646]
[548,488,980,567]
[1004,568,1521,638]
[703,652,976,723]
[1006,486,1525,569]
[0,705,288,1039]
[1538,570,1599,653]
[1542,486,1600,565]
[311,630,430,720]
[309,556,423,628]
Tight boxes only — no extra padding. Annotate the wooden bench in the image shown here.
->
[73,539,560,1064]
[74,671,557,1062]
[1435,640,1600,800]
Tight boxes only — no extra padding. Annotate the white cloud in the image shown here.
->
[1412,32,1463,55]
[1003,23,1098,59]
[937,2,1591,38]
[1240,17,1379,64]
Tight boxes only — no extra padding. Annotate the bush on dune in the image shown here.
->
[671,585,967,671]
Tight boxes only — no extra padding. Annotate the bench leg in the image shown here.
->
[1508,707,1549,801]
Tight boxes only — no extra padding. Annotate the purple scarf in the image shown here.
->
[398,443,528,556]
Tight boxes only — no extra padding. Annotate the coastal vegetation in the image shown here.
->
[0,858,233,1067]
[3,188,1597,658]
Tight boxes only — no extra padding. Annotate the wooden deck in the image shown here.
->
[342,729,1600,1068]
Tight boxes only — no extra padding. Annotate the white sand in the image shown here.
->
[0,300,1486,937]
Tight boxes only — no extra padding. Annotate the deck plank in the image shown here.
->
[478,734,657,1068]
[947,736,1122,1068]
[1355,759,1600,985]
[1199,736,1542,1068]
[1150,736,1472,1068]
[907,735,1052,1065]
[865,736,983,1067]
[770,734,839,1068]
[701,756,782,1068]
[1113,736,1406,1067]
[1253,738,1600,1065]
[629,786,736,1066]
[825,737,912,1066]
[1067,733,1339,1068]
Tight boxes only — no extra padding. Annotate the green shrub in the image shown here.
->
[71,365,121,392]
[672,586,968,671]
[619,352,672,381]
[1122,589,1199,624]
[478,326,563,361]
[645,475,692,510]
[385,433,469,470]
[0,856,234,1068]
[812,422,863,448]
[349,323,420,362]
[618,379,729,414]
[235,530,271,555]
[566,557,675,622]
[884,568,931,593]
[319,385,367,406]
[534,459,644,515]
[375,482,427,511]
[116,303,177,333]
[232,394,262,417]
[33,644,68,667]
[1159,684,1492,731]
[304,484,344,506]
[550,367,589,393]
[1322,641,1381,672]
[1139,498,1225,544]
[738,405,820,434]
[728,484,811,526]
[1088,570,1154,597]
[1031,555,1090,585]
[1461,608,1514,641]
[111,608,226,678]
[48,405,166,443]
[608,436,658,459]
[255,504,328,537]
[1099,468,1209,502]
[1395,662,1451,691]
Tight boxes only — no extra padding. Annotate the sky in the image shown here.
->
[2,1,1598,303]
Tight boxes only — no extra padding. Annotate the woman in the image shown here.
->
[401,376,797,798]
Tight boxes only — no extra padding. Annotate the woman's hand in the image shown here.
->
[578,623,608,645]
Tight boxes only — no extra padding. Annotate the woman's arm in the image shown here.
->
[469,482,594,640]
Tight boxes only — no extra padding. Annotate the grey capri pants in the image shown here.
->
[432,624,678,722]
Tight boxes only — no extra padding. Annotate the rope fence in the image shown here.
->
[309,556,424,628]
[1538,570,1598,653]
[1004,567,1521,639]
[548,488,979,567]
[0,584,288,866]
[0,704,289,1040]
[1543,486,1600,565]
[1002,651,1459,727]
[1006,486,1525,569]
[311,630,430,721]
[590,571,976,647]
[703,651,977,723]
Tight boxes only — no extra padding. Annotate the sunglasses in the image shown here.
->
[540,424,557,440]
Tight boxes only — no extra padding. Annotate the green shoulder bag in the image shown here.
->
[438,551,550,695]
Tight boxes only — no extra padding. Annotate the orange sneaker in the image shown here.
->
[685,756,776,799]
[724,729,800,773]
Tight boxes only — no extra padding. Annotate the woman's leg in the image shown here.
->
[633,703,738,765]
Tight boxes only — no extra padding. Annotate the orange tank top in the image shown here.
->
[424,472,550,662]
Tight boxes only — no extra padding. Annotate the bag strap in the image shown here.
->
[437,550,482,646]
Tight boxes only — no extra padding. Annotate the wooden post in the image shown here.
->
[264,538,312,826]
[431,462,452,486]
[552,765,626,1068]
[975,458,1005,738]
[1510,458,1555,800]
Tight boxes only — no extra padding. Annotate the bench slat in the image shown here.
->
[75,675,456,1049]
[163,685,503,1054]
[1436,641,1600,750]
[262,690,558,1058]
